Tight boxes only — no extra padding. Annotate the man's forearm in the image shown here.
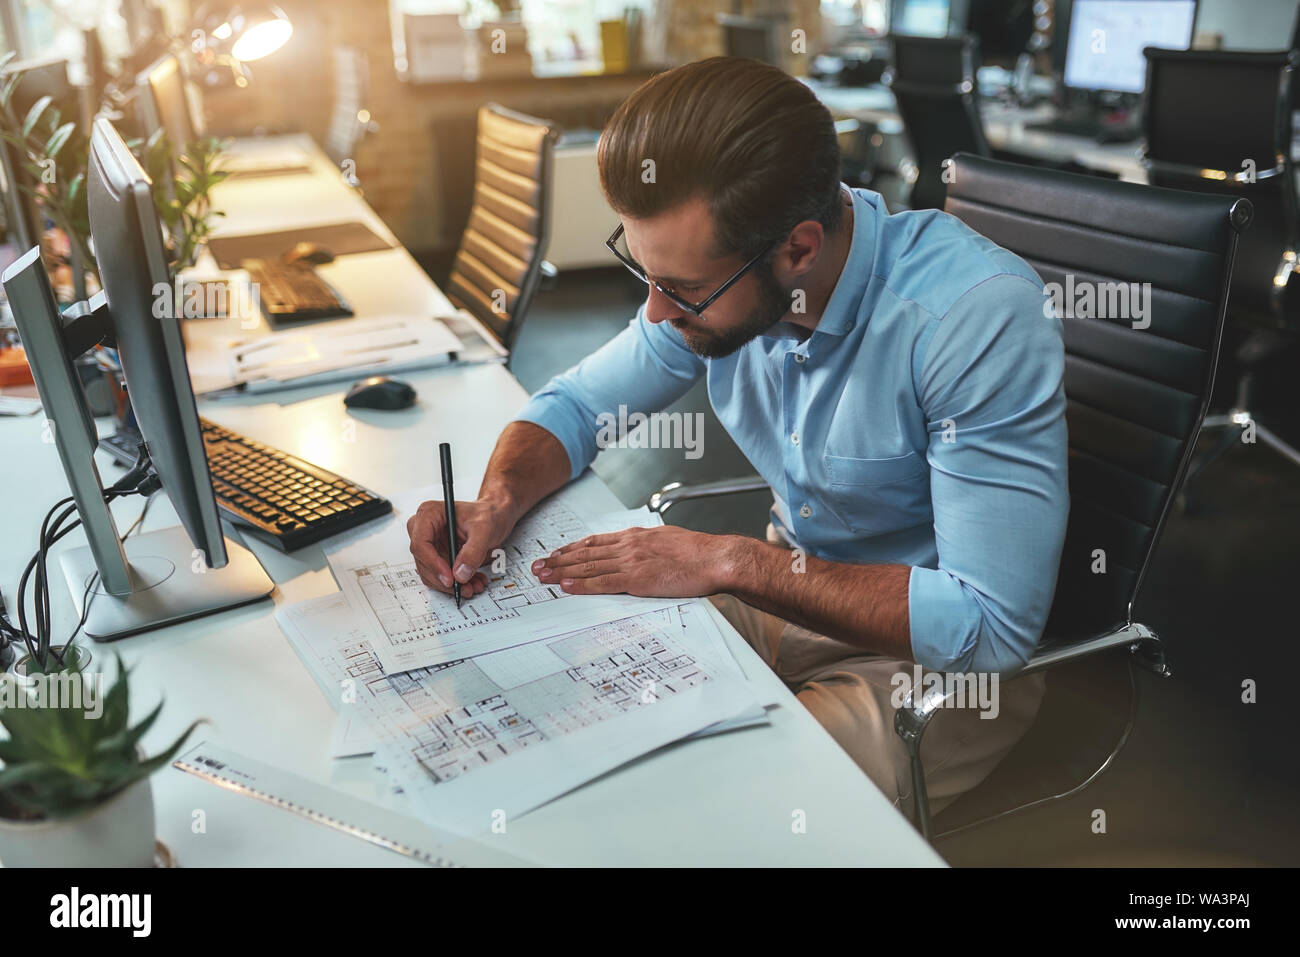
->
[477,421,573,523]
[721,536,913,661]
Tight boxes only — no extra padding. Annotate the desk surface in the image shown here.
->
[0,136,942,866]
[807,79,1149,183]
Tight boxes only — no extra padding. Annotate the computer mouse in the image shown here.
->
[284,241,336,266]
[344,376,417,410]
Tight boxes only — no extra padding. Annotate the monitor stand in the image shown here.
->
[61,526,274,641]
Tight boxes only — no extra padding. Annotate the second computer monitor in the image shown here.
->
[1063,0,1197,94]
[137,53,203,162]
[893,0,957,37]
[87,115,228,569]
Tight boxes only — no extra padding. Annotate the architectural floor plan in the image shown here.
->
[328,492,679,672]
[277,593,762,835]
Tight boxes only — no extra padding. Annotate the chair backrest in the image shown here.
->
[1142,48,1296,327]
[944,153,1250,639]
[325,46,372,166]
[888,34,989,210]
[446,102,558,352]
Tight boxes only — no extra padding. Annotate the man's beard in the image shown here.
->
[671,261,790,359]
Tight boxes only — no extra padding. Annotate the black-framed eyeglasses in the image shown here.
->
[605,223,778,319]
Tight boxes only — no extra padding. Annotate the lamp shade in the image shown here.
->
[196,3,294,62]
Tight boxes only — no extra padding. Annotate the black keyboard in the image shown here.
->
[99,420,391,552]
[245,259,353,322]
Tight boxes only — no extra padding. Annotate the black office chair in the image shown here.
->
[649,154,1250,840]
[445,103,559,356]
[887,34,990,210]
[1141,48,1300,478]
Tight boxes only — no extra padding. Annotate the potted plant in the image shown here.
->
[138,129,230,275]
[0,653,200,867]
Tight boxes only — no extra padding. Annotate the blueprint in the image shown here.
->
[277,592,764,835]
[327,485,681,673]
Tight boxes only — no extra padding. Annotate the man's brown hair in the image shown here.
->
[598,56,843,261]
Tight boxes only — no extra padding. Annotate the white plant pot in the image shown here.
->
[0,773,156,868]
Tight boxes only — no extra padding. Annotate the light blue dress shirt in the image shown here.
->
[514,186,1068,674]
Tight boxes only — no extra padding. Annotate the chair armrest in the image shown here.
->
[1019,621,1166,678]
[894,619,1166,748]
[647,475,770,515]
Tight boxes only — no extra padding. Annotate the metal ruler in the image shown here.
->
[173,741,459,867]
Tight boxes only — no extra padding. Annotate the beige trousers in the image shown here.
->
[709,530,1047,817]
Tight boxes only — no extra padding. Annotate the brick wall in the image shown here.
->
[196,0,824,253]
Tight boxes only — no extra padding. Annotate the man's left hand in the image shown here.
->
[531,525,735,598]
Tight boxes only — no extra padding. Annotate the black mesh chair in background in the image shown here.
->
[1142,48,1300,479]
[887,34,990,210]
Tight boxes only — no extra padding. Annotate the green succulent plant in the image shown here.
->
[0,654,201,821]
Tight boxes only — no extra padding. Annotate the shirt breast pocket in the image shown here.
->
[823,451,931,535]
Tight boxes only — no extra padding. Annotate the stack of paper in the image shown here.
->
[275,483,773,837]
[188,315,466,396]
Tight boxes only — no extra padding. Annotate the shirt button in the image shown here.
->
[791,431,800,446]
[794,353,806,364]
[799,504,812,518]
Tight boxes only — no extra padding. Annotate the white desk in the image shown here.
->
[807,80,1149,183]
[0,137,943,867]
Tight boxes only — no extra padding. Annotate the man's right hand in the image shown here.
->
[406,497,518,597]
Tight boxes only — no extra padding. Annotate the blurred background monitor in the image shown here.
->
[136,52,203,164]
[0,57,75,260]
[719,14,780,65]
[1063,0,1198,93]
[892,0,963,36]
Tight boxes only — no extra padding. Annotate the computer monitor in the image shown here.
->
[893,0,955,36]
[136,53,205,164]
[719,15,779,65]
[0,117,271,641]
[1063,0,1197,94]
[2,56,76,120]
[0,58,74,270]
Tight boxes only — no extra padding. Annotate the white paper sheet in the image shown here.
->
[326,483,681,673]
[277,592,762,835]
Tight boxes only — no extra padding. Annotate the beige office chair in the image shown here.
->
[445,103,559,355]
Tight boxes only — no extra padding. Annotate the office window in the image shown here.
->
[0,0,131,82]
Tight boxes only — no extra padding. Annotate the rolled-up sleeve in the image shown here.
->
[907,274,1068,674]
[513,304,707,481]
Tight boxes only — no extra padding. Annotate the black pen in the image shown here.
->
[439,442,461,608]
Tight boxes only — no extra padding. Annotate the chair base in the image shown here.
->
[1184,410,1300,504]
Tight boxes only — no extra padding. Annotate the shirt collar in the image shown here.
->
[759,185,876,341]
[813,186,876,337]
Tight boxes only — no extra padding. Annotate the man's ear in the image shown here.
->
[779,220,825,278]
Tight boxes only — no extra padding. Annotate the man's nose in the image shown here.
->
[644,283,687,324]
